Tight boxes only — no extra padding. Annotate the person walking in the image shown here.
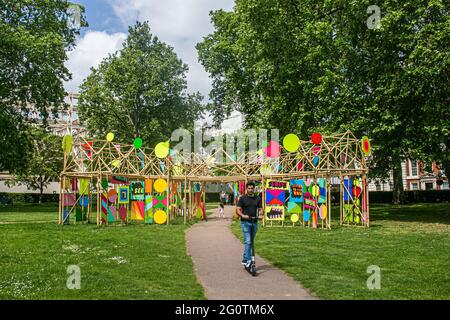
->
[236,181,262,268]
[218,202,225,218]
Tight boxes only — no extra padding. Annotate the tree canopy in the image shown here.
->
[0,0,85,172]
[78,21,205,148]
[197,0,450,201]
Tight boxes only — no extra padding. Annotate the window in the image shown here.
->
[425,183,433,190]
[411,160,418,176]
[375,182,382,191]
[443,182,449,190]
[411,183,418,191]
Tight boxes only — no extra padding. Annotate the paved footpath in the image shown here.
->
[186,205,317,300]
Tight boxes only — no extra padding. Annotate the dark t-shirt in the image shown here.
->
[237,194,262,221]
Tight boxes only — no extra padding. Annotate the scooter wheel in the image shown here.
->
[251,265,256,276]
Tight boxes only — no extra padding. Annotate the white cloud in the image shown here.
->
[106,0,235,99]
[64,31,127,93]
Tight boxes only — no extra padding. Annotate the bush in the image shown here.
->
[0,193,59,204]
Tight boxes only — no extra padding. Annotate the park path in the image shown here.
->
[185,205,317,300]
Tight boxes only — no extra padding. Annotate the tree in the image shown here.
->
[197,0,449,203]
[7,129,63,203]
[0,0,86,172]
[78,21,204,148]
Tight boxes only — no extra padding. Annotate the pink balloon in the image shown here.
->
[264,140,281,158]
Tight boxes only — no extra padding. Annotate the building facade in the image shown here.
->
[369,159,448,191]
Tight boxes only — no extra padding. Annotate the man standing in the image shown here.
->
[237,181,262,267]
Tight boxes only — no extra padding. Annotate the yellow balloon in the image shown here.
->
[283,134,301,152]
[154,210,167,224]
[155,142,169,158]
[106,132,114,142]
[154,178,167,193]
[290,214,299,223]
[62,135,73,153]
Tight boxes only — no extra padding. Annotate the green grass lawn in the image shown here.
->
[231,203,450,300]
[0,203,208,299]
[0,203,57,223]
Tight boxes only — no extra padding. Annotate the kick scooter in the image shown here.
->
[244,217,257,276]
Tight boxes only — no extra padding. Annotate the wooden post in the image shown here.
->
[327,175,331,229]
[183,178,187,225]
[96,175,101,226]
[261,176,265,227]
[59,175,64,225]
[202,181,206,220]
[339,174,343,226]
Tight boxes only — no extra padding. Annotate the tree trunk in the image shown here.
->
[443,138,450,182]
[392,161,405,204]
[39,181,43,204]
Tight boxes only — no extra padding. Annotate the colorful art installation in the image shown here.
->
[155,141,170,159]
[63,194,76,206]
[108,189,118,203]
[108,206,116,222]
[266,180,289,190]
[131,201,145,221]
[130,181,144,200]
[266,189,285,205]
[154,210,167,224]
[62,135,73,154]
[144,178,153,193]
[238,181,246,195]
[153,195,168,209]
[343,177,365,225]
[145,195,153,224]
[133,137,143,149]
[71,178,78,192]
[287,201,302,214]
[101,193,108,224]
[111,176,128,185]
[265,205,284,221]
[106,132,114,142]
[60,130,368,228]
[311,132,322,145]
[154,179,168,193]
[82,141,93,161]
[79,195,89,207]
[283,133,300,152]
[118,186,130,204]
[290,213,299,223]
[289,179,304,202]
[361,136,371,157]
[119,206,127,221]
[79,178,89,195]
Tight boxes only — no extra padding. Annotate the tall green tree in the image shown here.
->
[78,21,204,147]
[0,0,86,172]
[7,129,63,203]
[197,0,449,203]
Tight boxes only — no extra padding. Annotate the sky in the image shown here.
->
[65,0,235,101]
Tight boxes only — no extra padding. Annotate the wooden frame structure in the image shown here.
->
[59,130,370,228]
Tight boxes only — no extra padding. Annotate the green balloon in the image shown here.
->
[133,138,143,149]
[101,179,108,190]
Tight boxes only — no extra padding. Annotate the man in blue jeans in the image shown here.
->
[237,181,262,268]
